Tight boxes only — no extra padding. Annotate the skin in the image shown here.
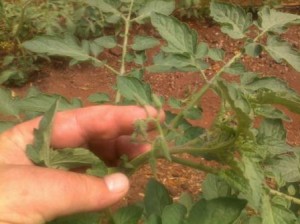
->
[0,105,164,224]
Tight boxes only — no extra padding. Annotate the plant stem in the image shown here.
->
[170,82,210,128]
[128,149,152,170]
[269,188,300,206]
[170,51,243,128]
[115,0,135,103]
[191,56,209,82]
[120,0,134,76]
[171,156,218,173]
[92,58,120,76]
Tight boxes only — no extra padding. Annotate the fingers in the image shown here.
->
[89,136,152,165]
[3,105,164,150]
[0,165,129,224]
[51,105,164,149]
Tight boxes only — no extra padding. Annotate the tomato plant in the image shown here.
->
[1,0,300,223]
[0,0,109,85]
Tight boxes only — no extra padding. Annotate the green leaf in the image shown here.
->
[3,55,15,66]
[48,212,102,224]
[258,6,300,34]
[240,155,264,209]
[245,42,263,57]
[94,36,117,49]
[246,77,296,94]
[0,70,23,85]
[245,216,263,224]
[137,0,175,20]
[117,76,152,104]
[134,52,147,65]
[253,105,290,121]
[106,14,122,24]
[175,126,205,146]
[257,119,295,156]
[168,97,182,109]
[145,214,161,224]
[151,13,197,54]
[132,35,160,51]
[0,88,19,118]
[0,121,16,133]
[23,35,91,62]
[88,93,110,104]
[87,0,120,15]
[26,101,58,166]
[195,42,209,59]
[144,179,172,217]
[240,72,258,85]
[86,163,108,177]
[264,36,300,72]
[219,169,249,193]
[208,48,225,61]
[210,1,252,39]
[224,61,246,75]
[18,93,82,115]
[251,90,300,115]
[246,77,300,114]
[265,155,300,183]
[262,194,297,224]
[202,174,232,200]
[161,204,187,224]
[147,53,193,73]
[89,41,103,57]
[112,205,143,224]
[47,147,107,175]
[183,107,202,120]
[257,119,286,143]
[218,81,252,131]
[187,198,247,224]
[178,192,194,213]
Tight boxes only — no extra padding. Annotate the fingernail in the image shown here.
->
[104,173,129,193]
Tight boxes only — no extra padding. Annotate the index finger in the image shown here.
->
[7,105,164,150]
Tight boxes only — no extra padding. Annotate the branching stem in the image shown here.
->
[170,51,242,129]
[269,188,300,205]
[171,156,218,173]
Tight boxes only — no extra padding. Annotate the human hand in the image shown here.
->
[0,105,164,224]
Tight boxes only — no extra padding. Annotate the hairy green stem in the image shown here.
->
[170,82,210,128]
[269,188,300,206]
[171,156,218,173]
[115,0,135,103]
[170,51,243,129]
[170,25,268,128]
[91,58,120,76]
[120,0,134,76]
[128,149,152,170]
[170,136,235,155]
[191,56,209,83]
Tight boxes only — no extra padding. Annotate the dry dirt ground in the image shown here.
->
[8,12,300,207]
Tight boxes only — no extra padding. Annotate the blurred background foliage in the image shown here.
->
[0,0,299,86]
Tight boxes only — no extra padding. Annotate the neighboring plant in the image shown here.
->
[175,0,210,19]
[0,0,109,85]
[1,0,300,223]
[175,0,286,19]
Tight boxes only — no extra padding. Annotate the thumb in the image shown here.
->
[0,165,129,224]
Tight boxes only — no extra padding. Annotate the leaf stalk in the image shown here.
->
[269,188,300,206]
